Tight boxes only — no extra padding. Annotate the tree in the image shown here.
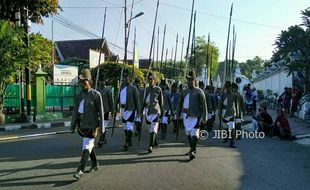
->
[92,62,146,88]
[28,33,53,80]
[190,36,219,82]
[239,56,265,79]
[0,0,59,24]
[273,7,310,93]
[0,20,25,112]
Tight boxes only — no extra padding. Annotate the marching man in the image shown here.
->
[159,79,173,139]
[97,80,114,147]
[119,73,141,151]
[219,81,238,148]
[144,72,163,153]
[70,69,104,179]
[178,71,208,160]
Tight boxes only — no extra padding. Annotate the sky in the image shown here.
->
[31,0,310,63]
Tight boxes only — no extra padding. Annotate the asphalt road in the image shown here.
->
[0,125,310,190]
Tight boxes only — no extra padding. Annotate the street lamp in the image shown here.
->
[124,11,144,64]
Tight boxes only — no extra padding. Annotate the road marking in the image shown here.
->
[0,136,19,141]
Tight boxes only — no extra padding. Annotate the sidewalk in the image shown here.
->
[242,108,310,146]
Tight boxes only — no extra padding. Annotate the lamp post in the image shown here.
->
[124,2,143,65]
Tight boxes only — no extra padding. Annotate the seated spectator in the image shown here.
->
[251,106,273,136]
[273,109,295,140]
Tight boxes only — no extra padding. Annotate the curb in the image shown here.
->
[0,120,71,132]
[0,115,122,133]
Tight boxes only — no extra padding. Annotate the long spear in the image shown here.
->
[183,0,195,81]
[209,47,213,86]
[156,26,160,71]
[159,24,166,73]
[138,0,160,144]
[164,47,168,75]
[95,7,107,89]
[223,3,233,85]
[179,37,184,77]
[231,26,237,80]
[170,46,174,78]
[192,11,197,73]
[204,33,210,85]
[173,33,179,78]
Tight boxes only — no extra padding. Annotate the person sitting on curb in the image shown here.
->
[273,109,296,140]
[252,106,273,136]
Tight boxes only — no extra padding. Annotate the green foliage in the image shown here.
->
[0,20,25,104]
[192,36,219,79]
[28,33,53,80]
[239,56,266,79]
[140,69,164,82]
[272,7,310,92]
[92,62,145,87]
[257,89,264,100]
[0,0,60,24]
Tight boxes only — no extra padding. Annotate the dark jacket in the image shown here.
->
[218,92,238,118]
[99,86,114,113]
[144,86,164,115]
[120,83,141,114]
[177,87,208,120]
[162,89,173,113]
[71,89,103,130]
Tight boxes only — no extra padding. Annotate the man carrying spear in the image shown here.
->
[159,79,173,139]
[144,72,163,153]
[177,71,207,160]
[119,72,141,151]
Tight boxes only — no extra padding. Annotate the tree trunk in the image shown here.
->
[0,103,4,125]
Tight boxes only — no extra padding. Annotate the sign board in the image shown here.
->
[89,49,105,69]
[53,64,78,85]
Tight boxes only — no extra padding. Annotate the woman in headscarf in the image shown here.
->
[273,109,292,140]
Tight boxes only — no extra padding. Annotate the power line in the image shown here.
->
[150,0,284,29]
[51,15,148,59]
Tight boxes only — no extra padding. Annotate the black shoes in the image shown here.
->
[73,170,83,180]
[148,146,153,153]
[87,164,99,173]
[189,151,196,160]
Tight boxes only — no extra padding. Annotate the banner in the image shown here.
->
[53,64,78,85]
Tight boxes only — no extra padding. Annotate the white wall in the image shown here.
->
[253,70,292,95]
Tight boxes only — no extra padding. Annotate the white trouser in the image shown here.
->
[149,122,159,134]
[252,119,258,132]
[161,116,169,124]
[82,137,95,153]
[124,121,134,131]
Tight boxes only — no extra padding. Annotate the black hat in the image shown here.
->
[206,85,214,90]
[232,82,239,89]
[79,69,92,81]
[160,79,167,86]
[147,72,156,80]
[224,81,232,88]
[134,77,141,83]
[186,71,196,79]
[172,82,178,87]
[198,81,204,86]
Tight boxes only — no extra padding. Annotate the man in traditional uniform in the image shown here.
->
[170,82,180,133]
[133,78,144,137]
[178,71,207,160]
[159,79,173,139]
[97,80,114,147]
[144,72,163,153]
[70,69,104,180]
[198,81,211,130]
[218,81,238,148]
[232,82,245,139]
[120,73,141,151]
[205,85,218,132]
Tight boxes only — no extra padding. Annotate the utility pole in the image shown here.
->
[15,9,26,122]
[159,24,166,73]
